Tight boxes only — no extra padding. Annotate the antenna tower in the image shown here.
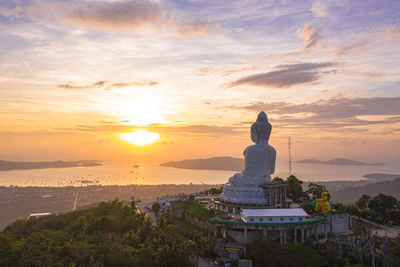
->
[288,136,292,176]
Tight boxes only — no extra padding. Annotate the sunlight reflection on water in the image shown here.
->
[0,161,399,187]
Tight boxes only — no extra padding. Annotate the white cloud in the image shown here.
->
[0,0,223,39]
[311,1,327,17]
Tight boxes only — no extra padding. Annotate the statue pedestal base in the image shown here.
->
[219,184,268,205]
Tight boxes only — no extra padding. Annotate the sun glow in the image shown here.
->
[120,130,160,146]
[101,94,167,126]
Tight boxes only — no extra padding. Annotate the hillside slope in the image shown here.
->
[330,178,400,203]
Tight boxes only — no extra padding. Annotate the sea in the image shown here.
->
[0,160,399,187]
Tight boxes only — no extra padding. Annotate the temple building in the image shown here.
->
[240,208,308,223]
[205,111,337,257]
[212,182,287,213]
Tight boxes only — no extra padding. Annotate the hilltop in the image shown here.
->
[160,156,243,171]
[0,160,102,171]
[0,199,206,266]
[0,184,220,230]
[363,173,400,180]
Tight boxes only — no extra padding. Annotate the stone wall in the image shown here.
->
[183,211,208,229]
[226,229,266,243]
[171,205,184,218]
[326,213,349,233]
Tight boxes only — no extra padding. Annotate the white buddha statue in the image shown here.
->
[219,111,276,204]
[229,111,276,186]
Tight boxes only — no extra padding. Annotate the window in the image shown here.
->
[269,218,273,221]
[250,218,254,222]
[299,217,303,221]
[280,218,284,221]
[260,218,263,222]
[290,218,293,221]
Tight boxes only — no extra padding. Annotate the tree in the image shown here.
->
[306,183,330,201]
[352,224,368,237]
[355,194,371,209]
[1,199,199,266]
[286,175,305,202]
[301,202,315,215]
[368,193,397,214]
[346,204,360,216]
[246,240,327,267]
[273,176,285,184]
[200,187,222,195]
[130,196,141,211]
[152,202,161,213]
[333,202,348,213]
[272,175,305,202]
[191,232,208,265]
[0,233,12,266]
[384,239,400,266]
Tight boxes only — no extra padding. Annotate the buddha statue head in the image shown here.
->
[251,111,272,143]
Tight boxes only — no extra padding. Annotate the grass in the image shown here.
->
[172,217,205,234]
[183,201,214,220]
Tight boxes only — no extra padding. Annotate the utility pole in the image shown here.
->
[288,136,292,176]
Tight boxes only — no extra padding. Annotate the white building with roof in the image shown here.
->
[27,213,51,220]
[241,208,308,223]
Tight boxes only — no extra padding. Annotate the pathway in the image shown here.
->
[72,191,79,211]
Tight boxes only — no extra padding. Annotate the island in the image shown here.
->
[0,160,102,171]
[160,156,243,171]
[295,158,385,166]
[363,173,400,180]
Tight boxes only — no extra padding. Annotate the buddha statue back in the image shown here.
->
[219,111,276,205]
[229,111,276,186]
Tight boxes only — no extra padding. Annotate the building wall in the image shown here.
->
[226,228,293,243]
[242,215,305,223]
[326,213,349,233]
[227,229,276,243]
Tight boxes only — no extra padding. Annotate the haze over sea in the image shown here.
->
[1,160,399,187]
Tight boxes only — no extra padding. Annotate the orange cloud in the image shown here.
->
[58,81,107,90]
[198,66,259,77]
[105,81,158,90]
[58,80,158,90]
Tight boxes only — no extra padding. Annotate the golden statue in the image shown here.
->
[315,188,331,214]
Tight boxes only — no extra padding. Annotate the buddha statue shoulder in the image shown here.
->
[228,111,276,186]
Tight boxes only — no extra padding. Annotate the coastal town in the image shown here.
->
[0,183,216,230]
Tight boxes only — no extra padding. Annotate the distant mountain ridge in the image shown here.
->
[295,158,385,166]
[160,156,243,171]
[329,178,400,203]
[0,160,102,171]
[161,156,386,171]
[363,173,400,180]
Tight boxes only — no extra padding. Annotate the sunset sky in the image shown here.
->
[1,0,400,165]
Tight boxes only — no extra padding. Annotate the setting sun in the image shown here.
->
[120,130,160,146]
